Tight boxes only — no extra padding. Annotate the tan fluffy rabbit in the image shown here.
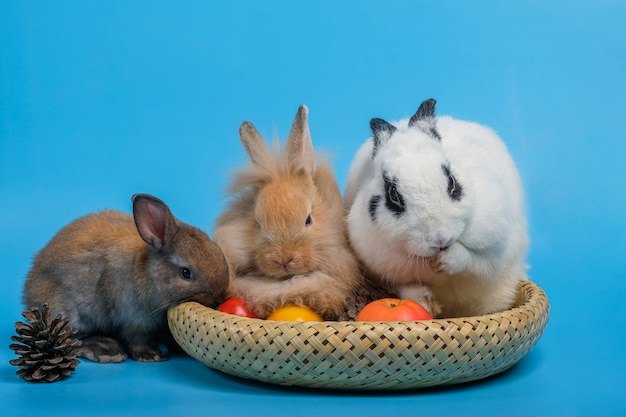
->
[23,194,230,363]
[214,105,360,319]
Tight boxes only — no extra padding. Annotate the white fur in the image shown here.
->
[344,113,528,317]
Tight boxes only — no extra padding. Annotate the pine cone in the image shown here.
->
[9,304,83,382]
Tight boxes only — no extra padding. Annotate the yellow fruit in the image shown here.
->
[267,305,323,322]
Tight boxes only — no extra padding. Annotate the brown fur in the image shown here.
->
[214,106,361,319]
[23,195,230,363]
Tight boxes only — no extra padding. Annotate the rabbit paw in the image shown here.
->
[397,284,442,318]
[435,243,469,275]
[128,342,167,362]
[80,335,128,363]
[429,256,445,274]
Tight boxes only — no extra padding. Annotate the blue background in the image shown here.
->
[2,1,625,416]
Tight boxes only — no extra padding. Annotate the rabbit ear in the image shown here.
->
[408,98,441,140]
[239,121,273,168]
[370,118,397,156]
[285,105,315,175]
[132,194,176,251]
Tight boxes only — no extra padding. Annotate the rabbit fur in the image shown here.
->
[214,105,361,319]
[344,99,529,318]
[23,194,230,363]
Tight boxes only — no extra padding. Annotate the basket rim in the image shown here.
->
[167,280,549,390]
[172,279,547,327]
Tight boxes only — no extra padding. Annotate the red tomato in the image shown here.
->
[218,297,258,318]
[355,298,433,321]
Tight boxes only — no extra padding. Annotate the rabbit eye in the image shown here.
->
[389,186,401,205]
[180,267,193,280]
[448,173,455,192]
[305,214,313,227]
[443,165,463,201]
[383,173,405,216]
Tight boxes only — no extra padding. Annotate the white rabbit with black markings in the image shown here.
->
[344,99,529,318]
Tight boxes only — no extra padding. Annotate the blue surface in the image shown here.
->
[1,1,625,416]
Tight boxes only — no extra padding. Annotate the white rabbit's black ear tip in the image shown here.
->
[409,99,441,140]
[370,118,394,132]
[422,98,437,109]
[370,118,397,156]
[410,98,437,125]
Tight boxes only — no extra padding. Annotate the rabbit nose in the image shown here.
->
[439,239,452,250]
[276,257,294,272]
[431,236,453,251]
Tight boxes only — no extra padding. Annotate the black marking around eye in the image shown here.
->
[369,195,381,222]
[383,173,405,216]
[443,165,463,201]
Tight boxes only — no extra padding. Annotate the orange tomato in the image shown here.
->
[267,305,323,322]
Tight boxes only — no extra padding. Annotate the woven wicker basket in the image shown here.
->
[167,280,549,390]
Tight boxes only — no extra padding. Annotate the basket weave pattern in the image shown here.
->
[168,280,549,390]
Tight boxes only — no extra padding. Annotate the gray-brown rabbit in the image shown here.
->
[23,194,230,363]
